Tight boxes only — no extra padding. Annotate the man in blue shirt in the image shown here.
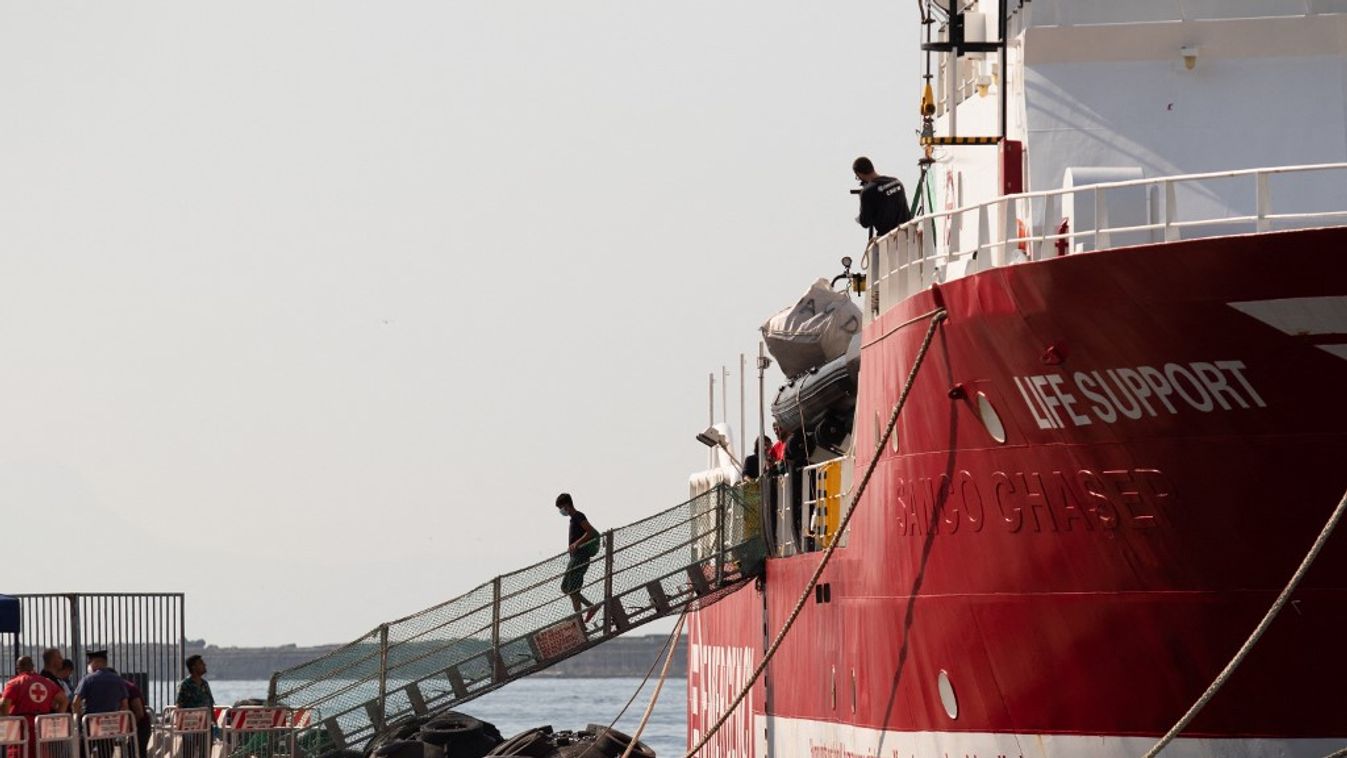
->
[71,651,128,717]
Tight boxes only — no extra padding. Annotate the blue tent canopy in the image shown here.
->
[0,594,19,634]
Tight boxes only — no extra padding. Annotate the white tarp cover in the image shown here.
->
[761,279,862,379]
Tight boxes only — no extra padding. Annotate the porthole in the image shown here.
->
[890,406,901,452]
[938,670,959,719]
[977,392,1007,444]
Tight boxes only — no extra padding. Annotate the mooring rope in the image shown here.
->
[619,607,689,758]
[1143,487,1347,758]
[683,308,948,758]
[571,603,688,758]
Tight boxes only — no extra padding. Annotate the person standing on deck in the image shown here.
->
[70,651,127,718]
[175,655,214,711]
[2,656,68,758]
[853,156,911,238]
[556,493,601,622]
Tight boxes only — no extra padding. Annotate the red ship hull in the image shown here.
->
[688,228,1347,757]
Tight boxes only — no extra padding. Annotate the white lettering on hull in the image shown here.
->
[1013,360,1265,429]
[689,641,757,758]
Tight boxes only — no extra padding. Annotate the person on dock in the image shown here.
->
[57,660,75,709]
[70,651,127,718]
[122,675,151,758]
[175,655,215,711]
[2,656,68,758]
[556,493,602,623]
[37,649,70,705]
[853,156,910,238]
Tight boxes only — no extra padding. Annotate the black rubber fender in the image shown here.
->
[583,725,655,758]
[419,711,503,756]
[486,727,556,758]
[366,714,436,755]
[372,740,431,758]
[423,712,484,733]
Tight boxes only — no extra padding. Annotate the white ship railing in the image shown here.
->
[866,162,1347,318]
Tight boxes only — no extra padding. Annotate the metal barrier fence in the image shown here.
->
[220,707,294,758]
[267,484,765,754]
[82,712,137,758]
[1,594,185,712]
[147,708,210,758]
[35,715,76,758]
[1,717,28,758]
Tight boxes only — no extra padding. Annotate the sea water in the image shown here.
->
[210,678,688,756]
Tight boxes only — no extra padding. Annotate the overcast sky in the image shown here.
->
[1,2,919,646]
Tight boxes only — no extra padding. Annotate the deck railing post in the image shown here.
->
[1163,180,1179,242]
[1256,172,1272,232]
[602,530,615,635]
[491,577,503,681]
[997,197,1014,266]
[1094,185,1111,250]
[1038,194,1059,260]
[714,487,727,587]
[377,623,389,729]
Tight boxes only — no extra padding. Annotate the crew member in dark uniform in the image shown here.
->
[853,156,911,237]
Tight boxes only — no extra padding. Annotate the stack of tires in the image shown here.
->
[367,712,504,758]
[487,724,655,758]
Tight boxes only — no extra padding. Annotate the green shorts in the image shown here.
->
[561,540,600,594]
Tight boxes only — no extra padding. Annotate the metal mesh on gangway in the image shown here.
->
[267,484,764,755]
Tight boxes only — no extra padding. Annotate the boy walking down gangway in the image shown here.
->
[556,493,601,623]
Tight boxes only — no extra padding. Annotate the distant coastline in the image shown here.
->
[188,634,687,680]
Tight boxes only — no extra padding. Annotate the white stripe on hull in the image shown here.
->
[1229,295,1347,336]
[756,715,1345,758]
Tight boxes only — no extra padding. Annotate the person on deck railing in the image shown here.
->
[853,156,911,238]
[556,492,602,624]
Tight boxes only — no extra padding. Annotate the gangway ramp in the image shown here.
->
[267,484,764,755]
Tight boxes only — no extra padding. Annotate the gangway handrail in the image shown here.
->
[494,504,716,606]
[289,517,735,716]
[273,495,732,694]
[298,549,733,728]
[273,500,730,699]
[268,484,764,756]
